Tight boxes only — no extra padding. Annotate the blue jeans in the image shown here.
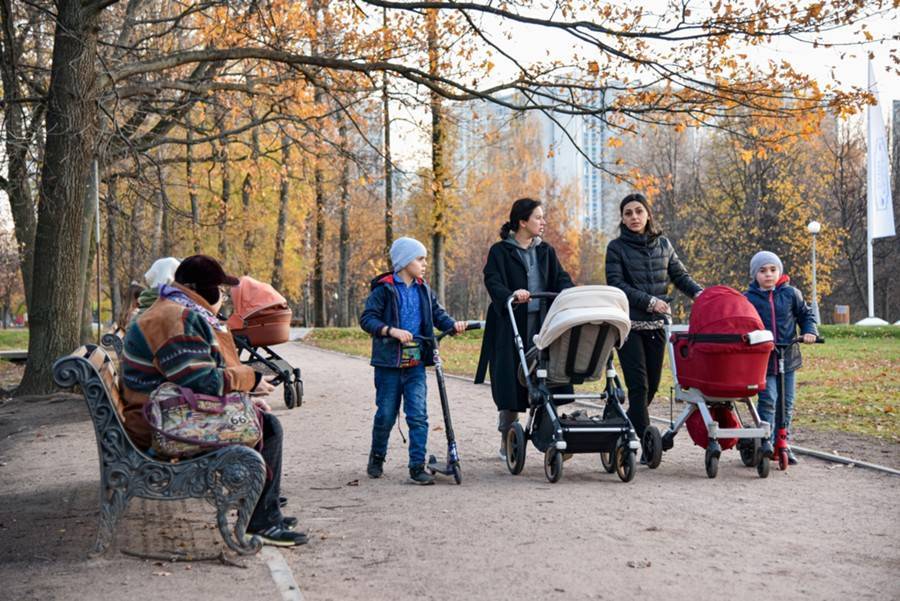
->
[371,366,428,467]
[756,370,796,443]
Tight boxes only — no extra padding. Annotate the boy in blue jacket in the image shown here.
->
[744,251,818,464]
[359,237,466,484]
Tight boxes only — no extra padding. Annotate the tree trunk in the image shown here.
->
[313,151,326,327]
[0,0,37,311]
[106,177,121,326]
[382,7,393,269]
[337,120,351,327]
[218,154,230,261]
[241,172,253,274]
[81,226,97,343]
[79,162,99,342]
[186,118,201,253]
[129,196,143,285]
[19,0,100,394]
[271,137,291,291]
[427,8,447,304]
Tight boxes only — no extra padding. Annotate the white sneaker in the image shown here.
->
[499,435,508,461]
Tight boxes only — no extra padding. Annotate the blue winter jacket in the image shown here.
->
[359,272,456,368]
[744,276,818,375]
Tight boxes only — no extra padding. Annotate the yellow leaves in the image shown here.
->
[739,149,755,163]
[607,137,624,149]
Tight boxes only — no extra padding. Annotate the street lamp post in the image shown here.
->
[807,221,821,323]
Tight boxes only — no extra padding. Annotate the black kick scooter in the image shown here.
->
[425,320,484,484]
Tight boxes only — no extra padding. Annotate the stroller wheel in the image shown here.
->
[544,448,563,483]
[600,450,615,474]
[506,423,526,475]
[757,455,771,478]
[452,463,462,485]
[738,438,760,467]
[704,448,719,479]
[642,426,663,469]
[614,439,636,483]
[292,380,303,408]
[283,381,295,409]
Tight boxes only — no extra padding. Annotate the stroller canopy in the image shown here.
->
[225,276,288,331]
[534,286,630,351]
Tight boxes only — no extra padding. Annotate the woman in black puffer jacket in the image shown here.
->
[605,193,702,461]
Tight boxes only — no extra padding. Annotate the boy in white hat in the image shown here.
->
[744,251,818,464]
[359,237,466,484]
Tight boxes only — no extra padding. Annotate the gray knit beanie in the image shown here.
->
[390,237,427,271]
[749,251,783,280]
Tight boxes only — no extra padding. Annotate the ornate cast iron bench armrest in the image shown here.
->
[52,345,265,556]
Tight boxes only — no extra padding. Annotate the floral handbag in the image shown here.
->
[143,382,262,458]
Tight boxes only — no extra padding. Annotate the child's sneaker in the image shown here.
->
[367,452,385,478]
[499,434,508,461]
[408,465,435,485]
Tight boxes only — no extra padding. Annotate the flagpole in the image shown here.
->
[866,63,875,319]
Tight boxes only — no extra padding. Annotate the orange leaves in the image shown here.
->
[606,137,624,149]
[587,61,599,76]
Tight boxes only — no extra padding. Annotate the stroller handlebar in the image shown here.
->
[504,291,559,311]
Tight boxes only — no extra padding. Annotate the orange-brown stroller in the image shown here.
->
[226,276,303,409]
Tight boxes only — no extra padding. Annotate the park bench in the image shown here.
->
[52,344,266,556]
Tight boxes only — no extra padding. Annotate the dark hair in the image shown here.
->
[619,193,661,236]
[499,198,542,239]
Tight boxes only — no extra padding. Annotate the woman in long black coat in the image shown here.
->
[474,198,574,459]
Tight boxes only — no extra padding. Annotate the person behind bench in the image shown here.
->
[120,254,306,547]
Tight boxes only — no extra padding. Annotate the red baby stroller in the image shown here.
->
[226,276,303,409]
[659,285,774,478]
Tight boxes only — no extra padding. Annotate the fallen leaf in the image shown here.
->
[345,479,359,486]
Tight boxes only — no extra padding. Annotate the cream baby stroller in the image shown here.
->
[505,286,640,483]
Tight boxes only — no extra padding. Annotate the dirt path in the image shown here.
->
[1,342,898,601]
[280,343,899,601]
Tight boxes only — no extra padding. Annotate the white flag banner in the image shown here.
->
[867,61,895,240]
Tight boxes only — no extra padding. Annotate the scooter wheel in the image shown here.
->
[704,448,719,479]
[544,448,563,483]
[506,422,526,475]
[642,426,663,469]
[615,439,636,483]
[778,448,789,471]
[739,438,759,467]
[452,463,462,485]
[600,450,615,474]
[757,455,770,478]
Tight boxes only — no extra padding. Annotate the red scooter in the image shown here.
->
[772,336,824,471]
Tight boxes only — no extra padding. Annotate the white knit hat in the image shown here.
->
[390,237,427,271]
[144,257,181,288]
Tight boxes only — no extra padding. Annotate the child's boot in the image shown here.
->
[367,451,385,478]
[408,465,435,485]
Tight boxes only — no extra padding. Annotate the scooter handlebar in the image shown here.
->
[436,320,485,341]
[776,336,825,347]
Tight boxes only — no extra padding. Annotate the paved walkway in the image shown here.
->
[0,341,898,601]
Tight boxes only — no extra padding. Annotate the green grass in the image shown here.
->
[0,329,29,350]
[305,327,900,442]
